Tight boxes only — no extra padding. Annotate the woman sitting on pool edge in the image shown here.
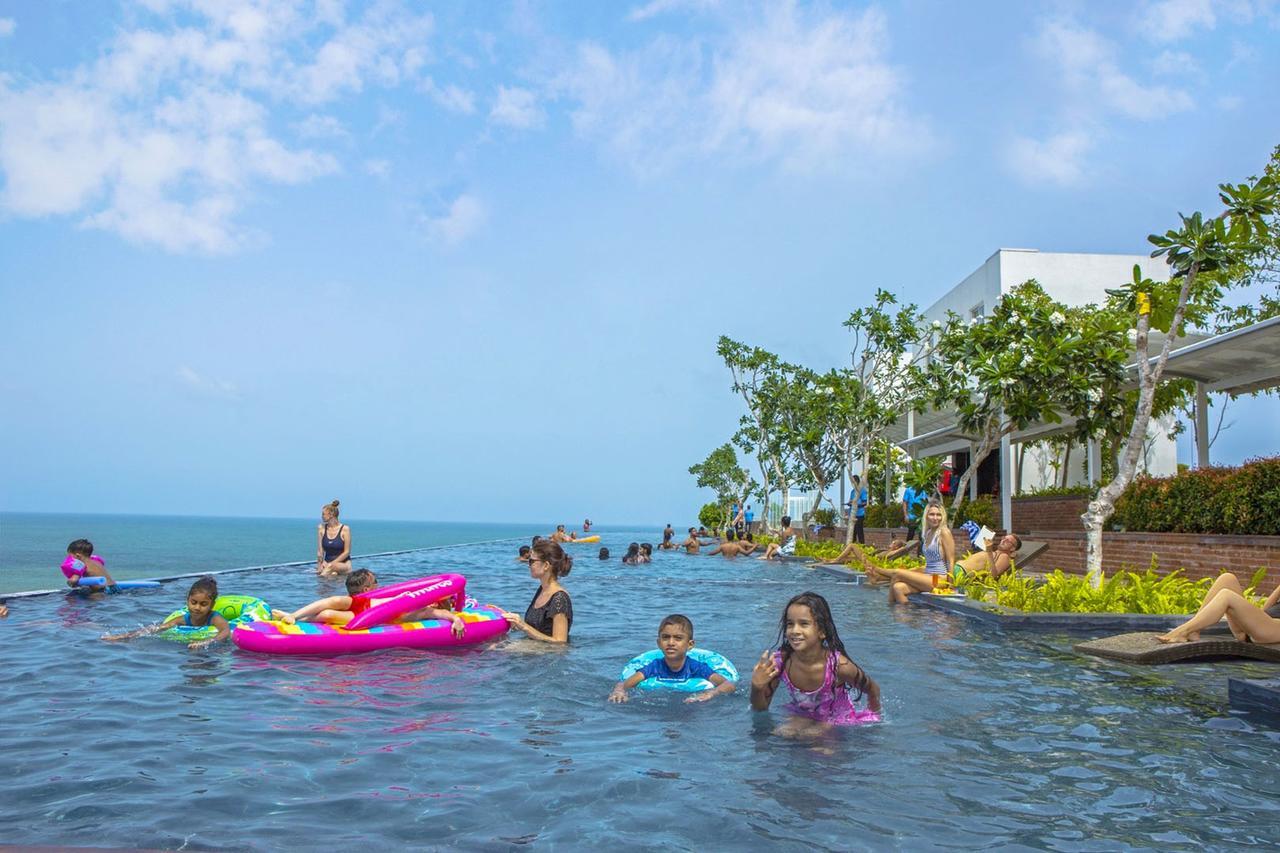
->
[870,501,955,604]
[866,530,1022,587]
[317,499,352,577]
[502,539,573,643]
[759,516,800,560]
[1157,571,1280,645]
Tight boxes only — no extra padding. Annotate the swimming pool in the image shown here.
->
[2,535,1278,850]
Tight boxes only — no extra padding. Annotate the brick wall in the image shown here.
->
[854,526,1280,589]
[1010,495,1089,532]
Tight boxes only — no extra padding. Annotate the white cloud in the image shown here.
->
[627,0,720,22]
[363,158,390,177]
[296,113,350,140]
[1034,20,1193,120]
[421,193,485,246]
[1140,0,1217,42]
[0,18,15,37]
[556,3,929,175]
[420,77,475,113]
[177,365,240,398]
[0,0,434,253]
[1150,49,1199,75]
[489,86,544,129]
[1007,132,1093,188]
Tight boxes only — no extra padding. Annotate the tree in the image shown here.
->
[829,290,932,545]
[926,280,1130,514]
[1083,162,1279,578]
[772,364,843,524]
[688,443,758,532]
[717,338,788,526]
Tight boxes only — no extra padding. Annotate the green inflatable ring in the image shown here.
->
[160,594,271,643]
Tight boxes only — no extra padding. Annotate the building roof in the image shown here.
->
[883,315,1280,457]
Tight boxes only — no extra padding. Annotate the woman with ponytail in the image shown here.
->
[316,499,352,577]
[502,539,573,643]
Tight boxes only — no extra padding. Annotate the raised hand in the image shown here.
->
[751,650,779,688]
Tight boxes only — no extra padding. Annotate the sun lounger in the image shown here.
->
[1075,631,1280,665]
[1011,539,1048,570]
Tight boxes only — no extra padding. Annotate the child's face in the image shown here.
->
[357,574,378,593]
[657,624,694,665]
[187,592,215,624]
[784,604,825,654]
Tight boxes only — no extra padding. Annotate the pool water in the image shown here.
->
[3,535,1279,850]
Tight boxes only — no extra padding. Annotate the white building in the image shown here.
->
[912,248,1179,492]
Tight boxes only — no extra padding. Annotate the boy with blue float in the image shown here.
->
[608,614,737,704]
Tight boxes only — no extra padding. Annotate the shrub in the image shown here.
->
[812,507,836,527]
[1019,484,1095,498]
[1113,456,1280,535]
[865,503,905,528]
[698,502,723,532]
[949,496,996,530]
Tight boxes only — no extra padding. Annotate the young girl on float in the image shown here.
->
[273,569,465,636]
[750,592,881,735]
[103,576,230,650]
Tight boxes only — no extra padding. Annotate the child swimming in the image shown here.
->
[272,569,465,636]
[103,576,229,650]
[750,592,881,732]
[63,538,118,591]
[608,614,735,704]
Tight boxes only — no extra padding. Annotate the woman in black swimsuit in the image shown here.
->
[316,499,352,577]
[502,539,573,643]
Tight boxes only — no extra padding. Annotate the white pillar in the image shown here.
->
[1087,437,1102,485]
[907,409,915,441]
[1000,432,1013,532]
[1194,382,1210,468]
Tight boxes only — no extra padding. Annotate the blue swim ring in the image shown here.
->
[620,648,739,692]
[160,594,271,643]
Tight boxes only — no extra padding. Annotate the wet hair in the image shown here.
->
[323,499,340,518]
[598,547,610,559]
[187,576,218,601]
[745,532,754,542]
[346,568,377,594]
[688,527,696,534]
[556,525,565,532]
[67,538,94,556]
[781,516,791,527]
[775,591,869,701]
[531,540,572,578]
[532,535,543,544]
[726,529,737,542]
[659,613,694,638]
[639,543,653,556]
[518,545,531,559]
[622,542,640,564]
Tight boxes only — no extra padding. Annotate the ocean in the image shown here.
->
[0,512,583,595]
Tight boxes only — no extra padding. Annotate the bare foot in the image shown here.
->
[1155,631,1198,644]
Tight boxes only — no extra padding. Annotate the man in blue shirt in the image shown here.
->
[744,504,754,534]
[848,474,868,544]
[902,484,928,553]
[607,614,736,703]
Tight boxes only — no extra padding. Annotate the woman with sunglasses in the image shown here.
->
[502,539,573,643]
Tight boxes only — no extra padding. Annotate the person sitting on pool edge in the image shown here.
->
[818,536,915,567]
[271,569,465,635]
[608,614,735,703]
[865,531,1022,588]
[1157,571,1280,645]
[759,516,800,560]
[63,538,119,591]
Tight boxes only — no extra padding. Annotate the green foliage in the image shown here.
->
[1112,456,1280,535]
[949,496,997,530]
[904,457,942,494]
[864,441,907,505]
[688,444,757,529]
[698,502,722,531]
[1019,484,1096,498]
[962,566,1218,614]
[864,503,905,528]
[811,507,836,527]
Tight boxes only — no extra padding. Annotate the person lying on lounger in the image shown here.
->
[818,537,915,567]
[1156,572,1280,645]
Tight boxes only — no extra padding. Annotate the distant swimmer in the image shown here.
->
[709,531,758,559]
[583,518,592,532]
[680,527,716,554]
[551,525,573,543]
[659,524,677,549]
[317,500,352,577]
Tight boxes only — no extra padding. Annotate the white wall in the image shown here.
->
[999,250,1171,307]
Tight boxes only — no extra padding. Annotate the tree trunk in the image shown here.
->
[1082,263,1200,582]
[1059,443,1072,489]
[1015,443,1027,494]
[950,419,1000,513]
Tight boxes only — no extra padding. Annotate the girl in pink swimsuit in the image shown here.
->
[750,592,881,728]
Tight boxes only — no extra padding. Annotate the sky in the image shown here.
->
[1,0,1278,526]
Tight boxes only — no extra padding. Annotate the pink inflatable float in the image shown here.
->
[232,573,510,656]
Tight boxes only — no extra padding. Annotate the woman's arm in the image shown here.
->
[289,595,353,622]
[316,526,325,565]
[941,528,955,571]
[336,526,351,562]
[502,611,569,643]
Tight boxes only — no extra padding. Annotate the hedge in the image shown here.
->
[1113,456,1280,536]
